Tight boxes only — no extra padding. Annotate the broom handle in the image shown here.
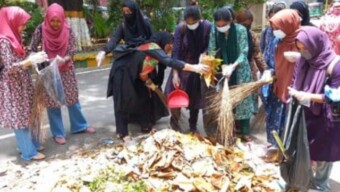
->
[271,130,288,159]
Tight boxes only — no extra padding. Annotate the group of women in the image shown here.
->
[0,3,95,160]
[1,0,340,190]
[259,1,340,191]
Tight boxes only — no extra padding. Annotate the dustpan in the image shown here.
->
[167,87,189,109]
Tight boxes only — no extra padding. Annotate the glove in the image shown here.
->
[55,55,66,66]
[96,51,106,67]
[261,69,273,83]
[288,87,311,107]
[221,64,236,78]
[172,73,180,88]
[191,63,209,74]
[28,51,48,65]
[325,85,340,102]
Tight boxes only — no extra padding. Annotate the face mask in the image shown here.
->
[216,24,230,33]
[273,30,286,39]
[124,13,134,22]
[300,50,313,60]
[187,22,199,30]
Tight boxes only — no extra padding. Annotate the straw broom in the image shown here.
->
[208,77,234,146]
[229,78,274,108]
[29,76,46,142]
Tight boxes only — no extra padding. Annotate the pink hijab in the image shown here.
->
[42,3,70,59]
[0,7,31,57]
[320,3,340,54]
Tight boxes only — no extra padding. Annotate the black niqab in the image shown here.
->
[290,1,315,26]
[122,0,153,45]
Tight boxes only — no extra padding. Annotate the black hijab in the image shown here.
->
[122,0,153,45]
[150,32,173,50]
[290,1,315,26]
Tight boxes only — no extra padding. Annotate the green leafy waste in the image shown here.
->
[87,166,147,192]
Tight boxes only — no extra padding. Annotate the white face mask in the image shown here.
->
[187,22,199,30]
[273,30,286,39]
[216,24,230,33]
[300,50,313,60]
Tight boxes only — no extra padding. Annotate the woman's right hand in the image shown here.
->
[172,73,180,88]
[191,63,209,74]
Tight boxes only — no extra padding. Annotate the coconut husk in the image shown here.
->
[29,77,46,142]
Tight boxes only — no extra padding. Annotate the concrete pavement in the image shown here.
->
[0,66,339,191]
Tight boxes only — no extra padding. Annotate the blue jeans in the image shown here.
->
[47,102,88,138]
[14,128,40,160]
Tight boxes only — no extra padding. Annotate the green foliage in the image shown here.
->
[106,0,123,34]
[2,1,43,46]
[87,166,147,192]
[84,7,111,39]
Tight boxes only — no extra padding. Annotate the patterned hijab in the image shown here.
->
[270,9,301,102]
[0,6,31,57]
[42,3,70,59]
[294,26,336,115]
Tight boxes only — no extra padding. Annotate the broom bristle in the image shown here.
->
[30,77,47,143]
[229,80,270,108]
[250,104,266,132]
[208,79,234,146]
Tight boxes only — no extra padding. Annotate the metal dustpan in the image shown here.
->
[167,87,189,109]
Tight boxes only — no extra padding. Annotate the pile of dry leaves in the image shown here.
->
[72,129,279,192]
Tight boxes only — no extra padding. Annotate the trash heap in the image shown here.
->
[90,129,279,192]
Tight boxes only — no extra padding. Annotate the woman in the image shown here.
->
[259,4,285,156]
[290,1,315,26]
[236,9,266,81]
[264,9,301,161]
[0,7,48,160]
[30,3,95,145]
[208,7,256,139]
[164,5,211,133]
[108,32,209,141]
[320,1,340,54]
[289,26,340,192]
[96,0,153,66]
[260,4,285,59]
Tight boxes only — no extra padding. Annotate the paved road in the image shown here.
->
[0,66,339,191]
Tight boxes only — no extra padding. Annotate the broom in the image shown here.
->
[208,77,234,146]
[229,77,274,108]
[29,75,47,143]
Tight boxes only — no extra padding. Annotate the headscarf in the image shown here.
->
[236,9,254,63]
[42,3,70,59]
[270,9,301,102]
[0,7,31,57]
[320,3,340,54]
[294,26,336,115]
[290,1,314,26]
[122,0,153,45]
[150,32,173,50]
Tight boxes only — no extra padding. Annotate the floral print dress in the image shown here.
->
[30,25,78,108]
[0,38,34,129]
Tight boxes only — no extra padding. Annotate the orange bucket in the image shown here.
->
[167,87,189,109]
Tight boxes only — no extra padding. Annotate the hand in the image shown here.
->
[284,51,301,63]
[28,51,48,65]
[172,73,180,88]
[55,55,66,66]
[191,63,209,74]
[221,64,236,78]
[96,51,106,67]
[288,87,311,107]
[261,69,273,82]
